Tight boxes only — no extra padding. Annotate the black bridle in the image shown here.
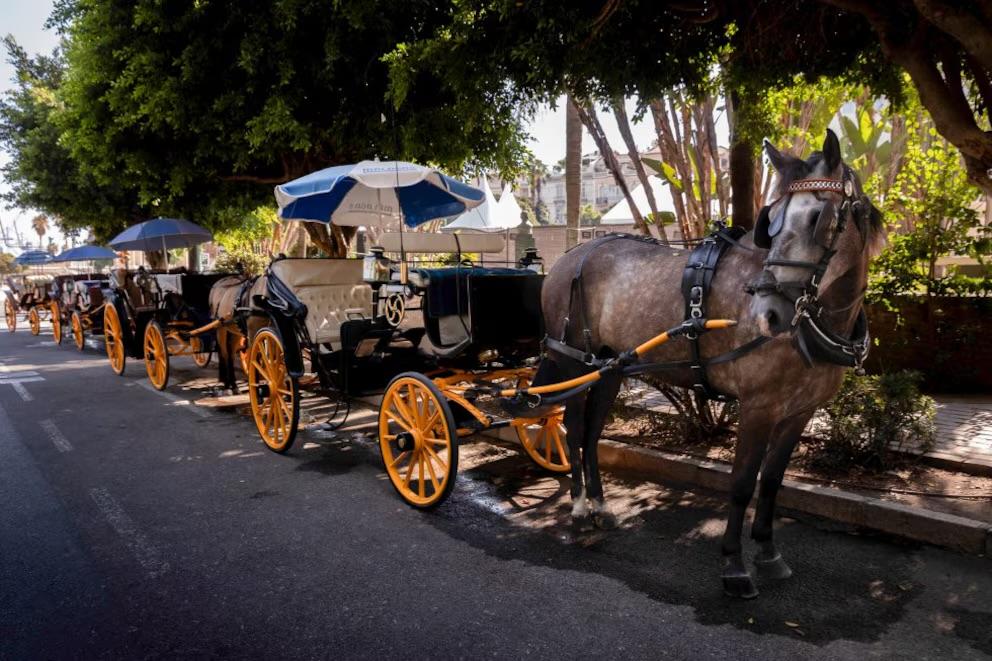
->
[745,166,872,373]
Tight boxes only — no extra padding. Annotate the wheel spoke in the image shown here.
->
[402,454,416,488]
[388,449,410,469]
[418,453,426,498]
[552,426,567,464]
[424,452,440,491]
[423,442,448,473]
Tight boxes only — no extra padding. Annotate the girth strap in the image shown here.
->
[679,225,747,401]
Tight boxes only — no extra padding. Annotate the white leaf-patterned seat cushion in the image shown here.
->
[269,259,373,347]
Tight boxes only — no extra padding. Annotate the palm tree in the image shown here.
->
[30,214,48,250]
[565,95,582,250]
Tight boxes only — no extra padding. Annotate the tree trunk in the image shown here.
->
[613,98,668,243]
[727,91,756,231]
[565,95,583,250]
[302,222,356,257]
[573,99,649,236]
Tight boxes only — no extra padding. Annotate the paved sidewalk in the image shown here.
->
[622,382,992,475]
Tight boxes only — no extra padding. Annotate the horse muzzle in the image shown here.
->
[745,271,795,337]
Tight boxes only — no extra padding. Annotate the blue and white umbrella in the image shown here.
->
[54,245,117,262]
[14,249,54,265]
[108,217,212,252]
[274,161,485,228]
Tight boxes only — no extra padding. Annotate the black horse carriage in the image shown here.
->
[243,230,569,508]
[4,274,55,335]
[49,273,110,349]
[103,268,231,388]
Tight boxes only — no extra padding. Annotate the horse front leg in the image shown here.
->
[750,412,812,582]
[581,372,624,530]
[721,408,773,599]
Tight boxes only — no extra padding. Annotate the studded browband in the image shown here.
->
[787,177,853,196]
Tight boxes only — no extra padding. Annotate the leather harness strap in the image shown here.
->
[680,225,747,400]
[547,229,769,400]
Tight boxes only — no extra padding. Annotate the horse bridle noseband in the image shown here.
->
[745,165,872,373]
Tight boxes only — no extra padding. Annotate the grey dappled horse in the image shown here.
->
[540,130,884,598]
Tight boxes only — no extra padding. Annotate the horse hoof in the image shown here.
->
[722,573,759,599]
[754,552,793,581]
[593,510,618,530]
[571,513,595,533]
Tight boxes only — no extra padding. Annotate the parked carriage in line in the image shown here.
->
[49,273,110,348]
[4,273,55,335]
[103,267,230,389]
[243,231,569,507]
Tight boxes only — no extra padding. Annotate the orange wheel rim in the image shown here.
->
[513,407,570,472]
[379,377,453,507]
[5,300,15,331]
[248,331,295,451]
[191,336,210,367]
[104,306,125,373]
[72,313,84,349]
[29,308,40,335]
[50,302,61,343]
[144,324,168,388]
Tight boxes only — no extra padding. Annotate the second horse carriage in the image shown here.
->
[103,266,230,388]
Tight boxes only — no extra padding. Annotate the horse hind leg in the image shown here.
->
[750,414,811,582]
[563,389,591,529]
[580,371,624,530]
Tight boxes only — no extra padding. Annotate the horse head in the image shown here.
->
[748,129,884,337]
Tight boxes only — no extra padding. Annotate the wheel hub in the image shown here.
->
[395,430,423,452]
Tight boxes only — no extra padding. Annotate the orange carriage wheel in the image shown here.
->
[4,298,15,332]
[28,307,41,336]
[103,304,126,375]
[247,328,299,453]
[191,335,212,368]
[512,408,571,473]
[378,373,458,508]
[50,301,62,344]
[71,311,85,350]
[143,320,169,390]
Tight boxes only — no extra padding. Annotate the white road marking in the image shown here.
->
[10,382,33,401]
[40,419,72,453]
[135,381,211,418]
[0,370,40,380]
[88,487,170,578]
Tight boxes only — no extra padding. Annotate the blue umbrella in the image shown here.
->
[108,217,212,252]
[274,161,484,228]
[14,249,54,265]
[54,245,118,262]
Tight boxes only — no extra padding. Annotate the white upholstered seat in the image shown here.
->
[269,259,373,347]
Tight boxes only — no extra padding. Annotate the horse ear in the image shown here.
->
[753,205,771,249]
[763,139,789,173]
[822,129,841,171]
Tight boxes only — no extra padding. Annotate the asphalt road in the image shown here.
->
[1,322,991,660]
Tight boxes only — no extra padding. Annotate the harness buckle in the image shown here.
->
[689,285,703,319]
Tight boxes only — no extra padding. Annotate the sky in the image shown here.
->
[0,0,706,250]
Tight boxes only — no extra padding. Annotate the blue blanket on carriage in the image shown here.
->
[412,266,533,317]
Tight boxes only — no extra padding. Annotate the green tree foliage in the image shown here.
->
[5,1,531,249]
[0,36,144,240]
[0,252,21,274]
[870,130,991,299]
[579,204,601,226]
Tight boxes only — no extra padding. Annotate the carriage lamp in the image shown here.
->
[518,247,543,273]
[362,247,393,283]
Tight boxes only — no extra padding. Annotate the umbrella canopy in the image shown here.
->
[14,249,54,265]
[108,217,212,251]
[54,245,117,262]
[275,161,484,228]
[443,178,501,232]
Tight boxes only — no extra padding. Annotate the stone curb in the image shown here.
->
[596,439,992,556]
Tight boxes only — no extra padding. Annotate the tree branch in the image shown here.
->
[913,0,992,71]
